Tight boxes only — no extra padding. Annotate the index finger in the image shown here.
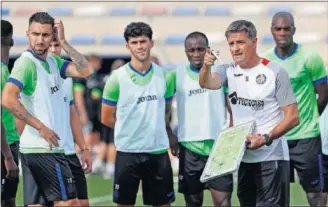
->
[54,132,60,140]
[54,18,61,24]
[52,138,59,147]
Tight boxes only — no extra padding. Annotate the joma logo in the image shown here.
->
[137,95,157,104]
[188,88,207,96]
[50,85,60,94]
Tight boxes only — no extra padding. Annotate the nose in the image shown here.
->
[50,46,55,53]
[36,35,45,44]
[193,51,201,58]
[231,44,239,53]
[136,42,143,50]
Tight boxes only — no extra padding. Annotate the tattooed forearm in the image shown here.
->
[9,102,42,130]
[61,40,89,72]
[10,106,31,122]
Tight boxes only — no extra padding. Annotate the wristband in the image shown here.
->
[263,134,273,146]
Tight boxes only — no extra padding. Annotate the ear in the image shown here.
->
[26,30,29,37]
[150,40,154,49]
[253,37,258,48]
[292,27,296,35]
[125,43,129,50]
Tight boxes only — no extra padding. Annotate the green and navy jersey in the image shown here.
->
[9,50,71,153]
[102,63,175,153]
[8,49,70,96]
[263,44,328,140]
[102,63,175,106]
[1,61,20,144]
[171,65,227,156]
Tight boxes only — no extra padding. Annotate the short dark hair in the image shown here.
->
[52,36,58,42]
[225,20,257,39]
[272,11,295,27]
[1,20,13,46]
[29,12,54,27]
[184,31,209,47]
[124,22,153,42]
[1,19,13,37]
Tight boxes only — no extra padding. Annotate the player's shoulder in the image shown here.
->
[114,63,128,74]
[263,59,284,72]
[13,55,36,70]
[297,44,323,61]
[151,62,169,74]
[1,62,8,71]
[1,62,9,81]
[264,59,289,79]
[261,47,275,58]
[48,53,64,61]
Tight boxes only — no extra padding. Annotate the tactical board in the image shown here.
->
[200,121,255,183]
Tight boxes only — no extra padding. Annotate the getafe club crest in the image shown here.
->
[256,74,266,85]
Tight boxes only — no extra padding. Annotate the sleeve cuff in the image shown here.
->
[165,96,173,102]
[7,78,23,91]
[69,100,74,105]
[60,61,71,79]
[313,76,328,86]
[102,98,117,106]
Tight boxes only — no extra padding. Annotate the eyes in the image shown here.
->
[228,40,246,47]
[31,32,51,37]
[130,40,147,45]
[186,47,206,53]
[273,27,293,32]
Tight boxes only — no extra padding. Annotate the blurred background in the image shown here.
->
[2,0,328,72]
[1,0,327,205]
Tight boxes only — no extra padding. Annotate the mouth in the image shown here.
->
[137,51,146,55]
[277,39,288,43]
[35,46,45,50]
[233,53,243,58]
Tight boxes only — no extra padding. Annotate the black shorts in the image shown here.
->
[1,141,19,200]
[288,136,324,192]
[87,103,101,133]
[91,118,101,133]
[322,154,328,192]
[178,144,233,195]
[66,154,88,199]
[20,153,77,205]
[113,151,175,206]
[100,124,114,144]
[237,160,290,207]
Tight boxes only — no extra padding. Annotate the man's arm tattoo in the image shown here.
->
[9,102,41,130]
[61,40,89,72]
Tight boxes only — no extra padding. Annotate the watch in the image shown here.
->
[263,134,273,146]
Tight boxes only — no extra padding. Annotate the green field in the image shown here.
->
[15,175,309,206]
